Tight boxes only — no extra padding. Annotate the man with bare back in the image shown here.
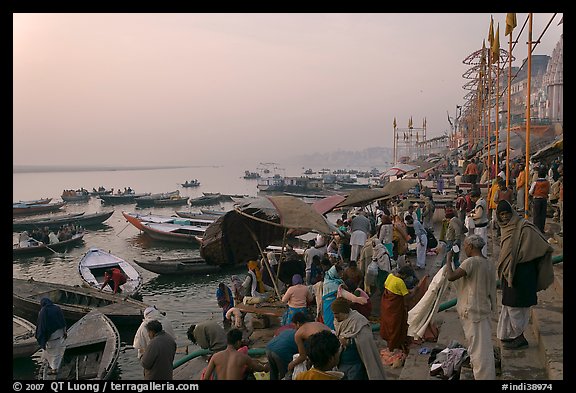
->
[286,317,332,373]
[202,329,269,380]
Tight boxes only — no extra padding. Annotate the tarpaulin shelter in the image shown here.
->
[200,195,336,297]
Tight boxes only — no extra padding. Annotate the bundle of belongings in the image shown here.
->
[428,341,469,380]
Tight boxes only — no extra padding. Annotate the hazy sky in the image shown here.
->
[13,13,563,167]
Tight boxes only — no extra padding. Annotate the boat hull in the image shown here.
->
[13,278,147,326]
[40,311,120,380]
[133,257,220,275]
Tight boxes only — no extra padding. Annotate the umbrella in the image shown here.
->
[381,163,418,178]
[311,194,346,215]
[380,178,420,198]
[336,188,390,208]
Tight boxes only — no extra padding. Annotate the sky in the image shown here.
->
[13,13,563,167]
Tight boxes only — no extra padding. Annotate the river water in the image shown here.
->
[12,164,370,380]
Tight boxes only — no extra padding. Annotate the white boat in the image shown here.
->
[78,248,143,297]
[122,211,215,230]
[13,315,40,359]
[40,310,120,380]
[137,222,205,244]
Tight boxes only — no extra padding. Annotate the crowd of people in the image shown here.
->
[31,151,561,381]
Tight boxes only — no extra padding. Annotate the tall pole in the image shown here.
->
[487,48,492,183]
[506,30,513,187]
[524,13,533,219]
[495,55,500,177]
[393,122,397,164]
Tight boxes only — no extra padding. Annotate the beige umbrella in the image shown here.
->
[380,178,420,198]
[336,188,390,208]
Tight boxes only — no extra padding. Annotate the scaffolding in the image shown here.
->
[393,117,427,163]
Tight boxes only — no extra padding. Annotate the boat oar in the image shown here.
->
[115,221,132,237]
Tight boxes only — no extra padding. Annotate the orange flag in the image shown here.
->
[505,13,517,36]
[393,117,397,128]
[488,16,494,47]
[491,24,500,64]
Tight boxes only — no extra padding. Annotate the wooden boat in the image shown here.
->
[174,211,222,221]
[78,248,143,297]
[188,194,221,206]
[13,211,113,232]
[13,201,67,216]
[200,209,226,216]
[13,278,147,326]
[13,315,39,359]
[136,222,205,244]
[13,232,85,256]
[243,170,260,179]
[132,256,220,275]
[89,187,113,196]
[123,211,214,230]
[153,196,189,207]
[181,180,200,187]
[134,190,180,207]
[13,197,52,206]
[40,310,120,380]
[98,192,150,204]
[61,190,90,202]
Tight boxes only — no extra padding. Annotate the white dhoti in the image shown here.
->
[516,187,525,211]
[416,233,427,268]
[496,305,531,341]
[461,316,496,380]
[42,328,66,371]
[350,230,367,262]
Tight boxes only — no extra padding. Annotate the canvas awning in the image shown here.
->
[336,188,390,208]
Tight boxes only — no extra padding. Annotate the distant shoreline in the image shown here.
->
[13,165,220,174]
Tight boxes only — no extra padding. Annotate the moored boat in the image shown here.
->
[153,196,189,207]
[13,201,67,216]
[136,222,205,244]
[98,192,150,205]
[13,232,86,256]
[13,315,40,359]
[13,277,148,326]
[13,198,52,206]
[78,248,143,297]
[39,310,120,380]
[188,194,221,206]
[12,210,113,232]
[134,190,180,207]
[123,211,214,230]
[132,256,220,275]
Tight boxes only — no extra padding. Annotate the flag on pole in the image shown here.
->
[505,13,517,36]
[393,117,396,128]
[488,16,494,47]
[409,116,413,128]
[492,24,500,64]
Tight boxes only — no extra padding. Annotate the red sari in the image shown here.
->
[379,285,409,352]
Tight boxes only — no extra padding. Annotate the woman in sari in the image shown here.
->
[379,265,413,353]
[216,282,234,324]
[322,264,344,330]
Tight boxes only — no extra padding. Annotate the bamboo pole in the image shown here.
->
[274,228,289,286]
[506,29,513,187]
[524,14,533,219]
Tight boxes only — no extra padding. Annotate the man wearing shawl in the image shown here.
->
[133,306,176,361]
[35,297,67,375]
[322,264,344,329]
[495,200,554,349]
[242,260,272,299]
[281,274,312,326]
[332,297,387,380]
